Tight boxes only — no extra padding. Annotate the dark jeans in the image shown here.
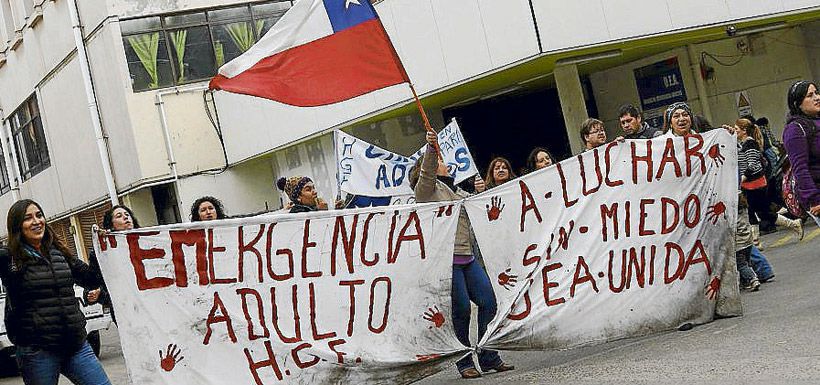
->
[16,341,111,385]
[735,246,758,287]
[744,187,776,231]
[452,259,502,372]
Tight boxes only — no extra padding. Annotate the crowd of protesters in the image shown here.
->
[0,81,816,384]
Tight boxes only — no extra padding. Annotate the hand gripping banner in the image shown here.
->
[94,202,467,385]
[463,130,739,350]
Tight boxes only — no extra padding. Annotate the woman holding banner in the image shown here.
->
[190,196,228,221]
[524,147,557,174]
[86,205,142,328]
[411,132,514,379]
[277,176,329,213]
[484,157,516,190]
[0,199,112,385]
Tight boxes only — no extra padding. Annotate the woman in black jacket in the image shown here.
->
[0,199,111,385]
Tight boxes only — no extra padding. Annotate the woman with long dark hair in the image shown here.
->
[0,199,111,385]
[411,132,514,379]
[86,205,142,328]
[190,196,228,221]
[524,147,556,174]
[783,80,820,226]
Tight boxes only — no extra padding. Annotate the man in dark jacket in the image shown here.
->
[619,104,662,139]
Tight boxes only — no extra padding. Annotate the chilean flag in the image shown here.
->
[208,0,410,107]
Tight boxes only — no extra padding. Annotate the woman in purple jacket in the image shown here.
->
[783,81,820,226]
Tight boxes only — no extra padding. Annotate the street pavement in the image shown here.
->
[0,224,817,385]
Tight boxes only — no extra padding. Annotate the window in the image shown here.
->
[8,94,50,181]
[121,1,293,92]
[0,141,10,194]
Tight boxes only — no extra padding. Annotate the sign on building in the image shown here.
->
[735,91,753,117]
[635,57,688,117]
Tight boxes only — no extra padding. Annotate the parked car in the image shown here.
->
[0,281,113,374]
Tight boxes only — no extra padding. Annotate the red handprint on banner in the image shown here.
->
[705,276,721,300]
[708,144,725,167]
[159,344,184,372]
[486,196,505,221]
[422,306,445,328]
[497,268,518,290]
[706,202,726,225]
[436,204,454,218]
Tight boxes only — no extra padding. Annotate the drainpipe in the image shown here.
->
[68,0,119,205]
[155,84,208,219]
[0,109,20,200]
[687,44,714,124]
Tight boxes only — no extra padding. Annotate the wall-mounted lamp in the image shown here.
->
[725,22,787,37]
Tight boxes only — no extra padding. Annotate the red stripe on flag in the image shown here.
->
[209,19,409,107]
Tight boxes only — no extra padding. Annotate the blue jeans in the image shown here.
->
[452,259,502,372]
[735,246,758,287]
[749,246,774,281]
[16,341,111,385]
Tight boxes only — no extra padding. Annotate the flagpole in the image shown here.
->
[370,2,441,157]
[407,83,442,158]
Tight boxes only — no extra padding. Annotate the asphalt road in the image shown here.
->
[0,224,816,385]
[420,223,820,385]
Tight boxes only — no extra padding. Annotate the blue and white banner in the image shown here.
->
[335,119,478,197]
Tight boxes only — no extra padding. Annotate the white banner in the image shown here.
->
[95,203,467,385]
[464,130,739,350]
[335,120,478,197]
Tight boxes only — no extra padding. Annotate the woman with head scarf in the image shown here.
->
[277,176,328,213]
[782,80,820,226]
[662,102,695,137]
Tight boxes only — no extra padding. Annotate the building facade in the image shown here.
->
[0,0,818,259]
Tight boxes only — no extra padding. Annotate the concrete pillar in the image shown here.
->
[555,64,588,155]
[687,44,714,124]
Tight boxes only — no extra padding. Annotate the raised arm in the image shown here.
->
[414,131,439,202]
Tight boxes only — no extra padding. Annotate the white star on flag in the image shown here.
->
[345,0,361,10]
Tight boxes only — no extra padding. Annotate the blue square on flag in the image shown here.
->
[323,0,377,33]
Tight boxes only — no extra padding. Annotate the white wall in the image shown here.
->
[176,157,277,220]
[590,27,814,140]
[0,0,75,111]
[532,0,820,52]
[35,59,109,214]
[86,22,146,189]
[216,0,540,164]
